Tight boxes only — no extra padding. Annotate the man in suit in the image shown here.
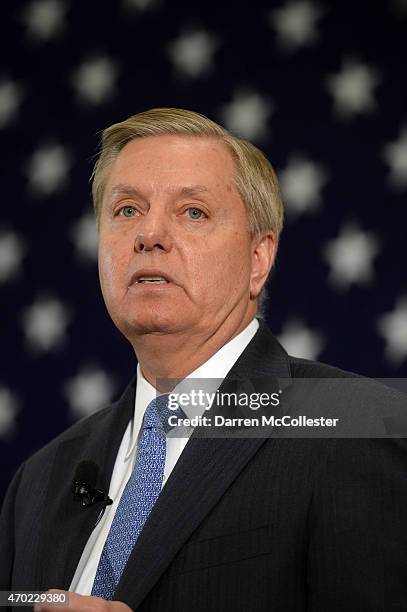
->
[1,108,407,612]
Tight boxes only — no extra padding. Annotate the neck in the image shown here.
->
[132,310,257,390]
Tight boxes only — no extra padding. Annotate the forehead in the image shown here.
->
[105,135,237,189]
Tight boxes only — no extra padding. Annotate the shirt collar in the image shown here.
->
[125,318,259,460]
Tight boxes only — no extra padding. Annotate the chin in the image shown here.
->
[117,310,186,337]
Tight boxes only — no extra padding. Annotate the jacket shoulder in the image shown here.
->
[287,355,406,411]
[288,355,360,379]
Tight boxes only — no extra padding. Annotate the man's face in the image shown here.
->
[98,135,269,342]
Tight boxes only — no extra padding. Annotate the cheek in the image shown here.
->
[187,238,251,299]
[215,235,252,275]
[98,241,127,299]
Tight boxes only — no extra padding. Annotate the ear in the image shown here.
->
[249,231,277,299]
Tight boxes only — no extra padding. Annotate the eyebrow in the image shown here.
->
[176,185,210,197]
[108,183,210,201]
[109,184,144,201]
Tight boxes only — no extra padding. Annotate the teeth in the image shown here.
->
[138,276,167,284]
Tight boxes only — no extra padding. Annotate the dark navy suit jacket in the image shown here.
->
[1,322,407,611]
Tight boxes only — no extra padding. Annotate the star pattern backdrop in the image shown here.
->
[1,0,406,501]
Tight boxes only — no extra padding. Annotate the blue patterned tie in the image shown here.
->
[91,394,174,600]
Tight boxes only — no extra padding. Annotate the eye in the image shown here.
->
[120,206,137,218]
[187,207,206,220]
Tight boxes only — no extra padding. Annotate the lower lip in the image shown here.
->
[128,281,174,291]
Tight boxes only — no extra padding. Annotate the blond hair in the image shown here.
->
[91,108,284,315]
[92,108,283,235]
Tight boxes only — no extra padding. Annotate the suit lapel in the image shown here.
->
[37,379,137,591]
[115,322,292,609]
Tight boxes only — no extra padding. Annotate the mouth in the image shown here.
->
[129,270,175,287]
[137,276,168,285]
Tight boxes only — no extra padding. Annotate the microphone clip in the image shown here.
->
[73,481,113,508]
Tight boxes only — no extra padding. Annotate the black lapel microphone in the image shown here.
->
[73,460,113,508]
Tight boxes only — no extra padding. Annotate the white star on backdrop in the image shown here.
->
[383,127,407,189]
[0,230,26,283]
[72,56,118,105]
[220,91,272,141]
[22,0,67,42]
[279,154,328,216]
[64,367,116,418]
[278,319,324,360]
[0,387,19,438]
[26,143,72,197]
[21,297,71,352]
[323,222,380,290]
[326,60,380,118]
[167,30,219,78]
[269,0,323,51]
[0,80,24,129]
[377,297,407,365]
[70,212,99,262]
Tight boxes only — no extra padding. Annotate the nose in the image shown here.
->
[134,207,171,253]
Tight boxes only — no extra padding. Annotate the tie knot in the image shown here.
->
[143,395,181,433]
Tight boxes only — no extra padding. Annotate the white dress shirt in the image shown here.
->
[69,318,259,595]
